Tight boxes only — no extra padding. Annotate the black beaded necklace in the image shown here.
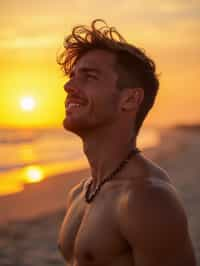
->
[85,148,140,203]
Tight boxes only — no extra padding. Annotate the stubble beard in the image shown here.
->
[63,111,118,138]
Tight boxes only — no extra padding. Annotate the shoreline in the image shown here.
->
[0,126,195,226]
[0,168,90,226]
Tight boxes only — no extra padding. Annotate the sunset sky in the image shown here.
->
[0,0,199,128]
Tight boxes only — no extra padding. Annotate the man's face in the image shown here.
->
[63,49,122,136]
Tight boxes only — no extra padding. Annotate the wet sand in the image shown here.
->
[0,126,199,265]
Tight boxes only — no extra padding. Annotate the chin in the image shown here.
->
[63,117,87,136]
[63,113,114,137]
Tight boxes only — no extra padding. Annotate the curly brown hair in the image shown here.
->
[57,19,159,135]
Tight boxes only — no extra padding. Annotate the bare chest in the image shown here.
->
[58,186,132,266]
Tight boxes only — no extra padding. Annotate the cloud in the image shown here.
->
[0,35,59,49]
[0,0,199,53]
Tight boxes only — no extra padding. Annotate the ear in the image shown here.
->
[120,88,144,112]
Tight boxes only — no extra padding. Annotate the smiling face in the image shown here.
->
[63,49,122,136]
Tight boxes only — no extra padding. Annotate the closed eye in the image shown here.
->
[68,69,99,80]
[86,73,98,80]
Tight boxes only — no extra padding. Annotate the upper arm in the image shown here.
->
[118,182,196,266]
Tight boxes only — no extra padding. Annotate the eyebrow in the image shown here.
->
[70,67,102,78]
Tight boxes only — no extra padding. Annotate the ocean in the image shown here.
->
[0,127,160,195]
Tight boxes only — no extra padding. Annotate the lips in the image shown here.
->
[65,97,88,112]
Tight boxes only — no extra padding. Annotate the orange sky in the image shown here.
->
[0,0,200,128]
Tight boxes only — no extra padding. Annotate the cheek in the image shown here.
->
[90,90,120,119]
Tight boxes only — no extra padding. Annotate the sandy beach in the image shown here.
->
[0,126,199,265]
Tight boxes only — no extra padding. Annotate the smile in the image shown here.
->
[67,103,82,111]
[65,96,88,113]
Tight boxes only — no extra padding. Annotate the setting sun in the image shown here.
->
[20,96,36,112]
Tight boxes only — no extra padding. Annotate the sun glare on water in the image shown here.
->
[20,96,36,111]
[24,166,44,183]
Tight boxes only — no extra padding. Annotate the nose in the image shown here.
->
[64,79,76,94]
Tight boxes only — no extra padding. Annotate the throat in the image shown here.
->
[85,148,140,203]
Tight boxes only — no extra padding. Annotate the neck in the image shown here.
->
[81,123,137,188]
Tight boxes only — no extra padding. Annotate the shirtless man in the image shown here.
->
[57,19,196,266]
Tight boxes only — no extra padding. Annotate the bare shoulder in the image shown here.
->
[119,160,187,231]
[117,156,196,265]
[66,177,89,209]
[120,174,188,230]
[119,155,188,237]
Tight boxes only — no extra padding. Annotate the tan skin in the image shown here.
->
[58,49,196,266]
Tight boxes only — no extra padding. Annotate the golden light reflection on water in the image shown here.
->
[0,127,160,196]
[23,165,44,183]
[0,165,45,196]
[0,180,24,196]
[0,159,88,196]
[18,144,36,163]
